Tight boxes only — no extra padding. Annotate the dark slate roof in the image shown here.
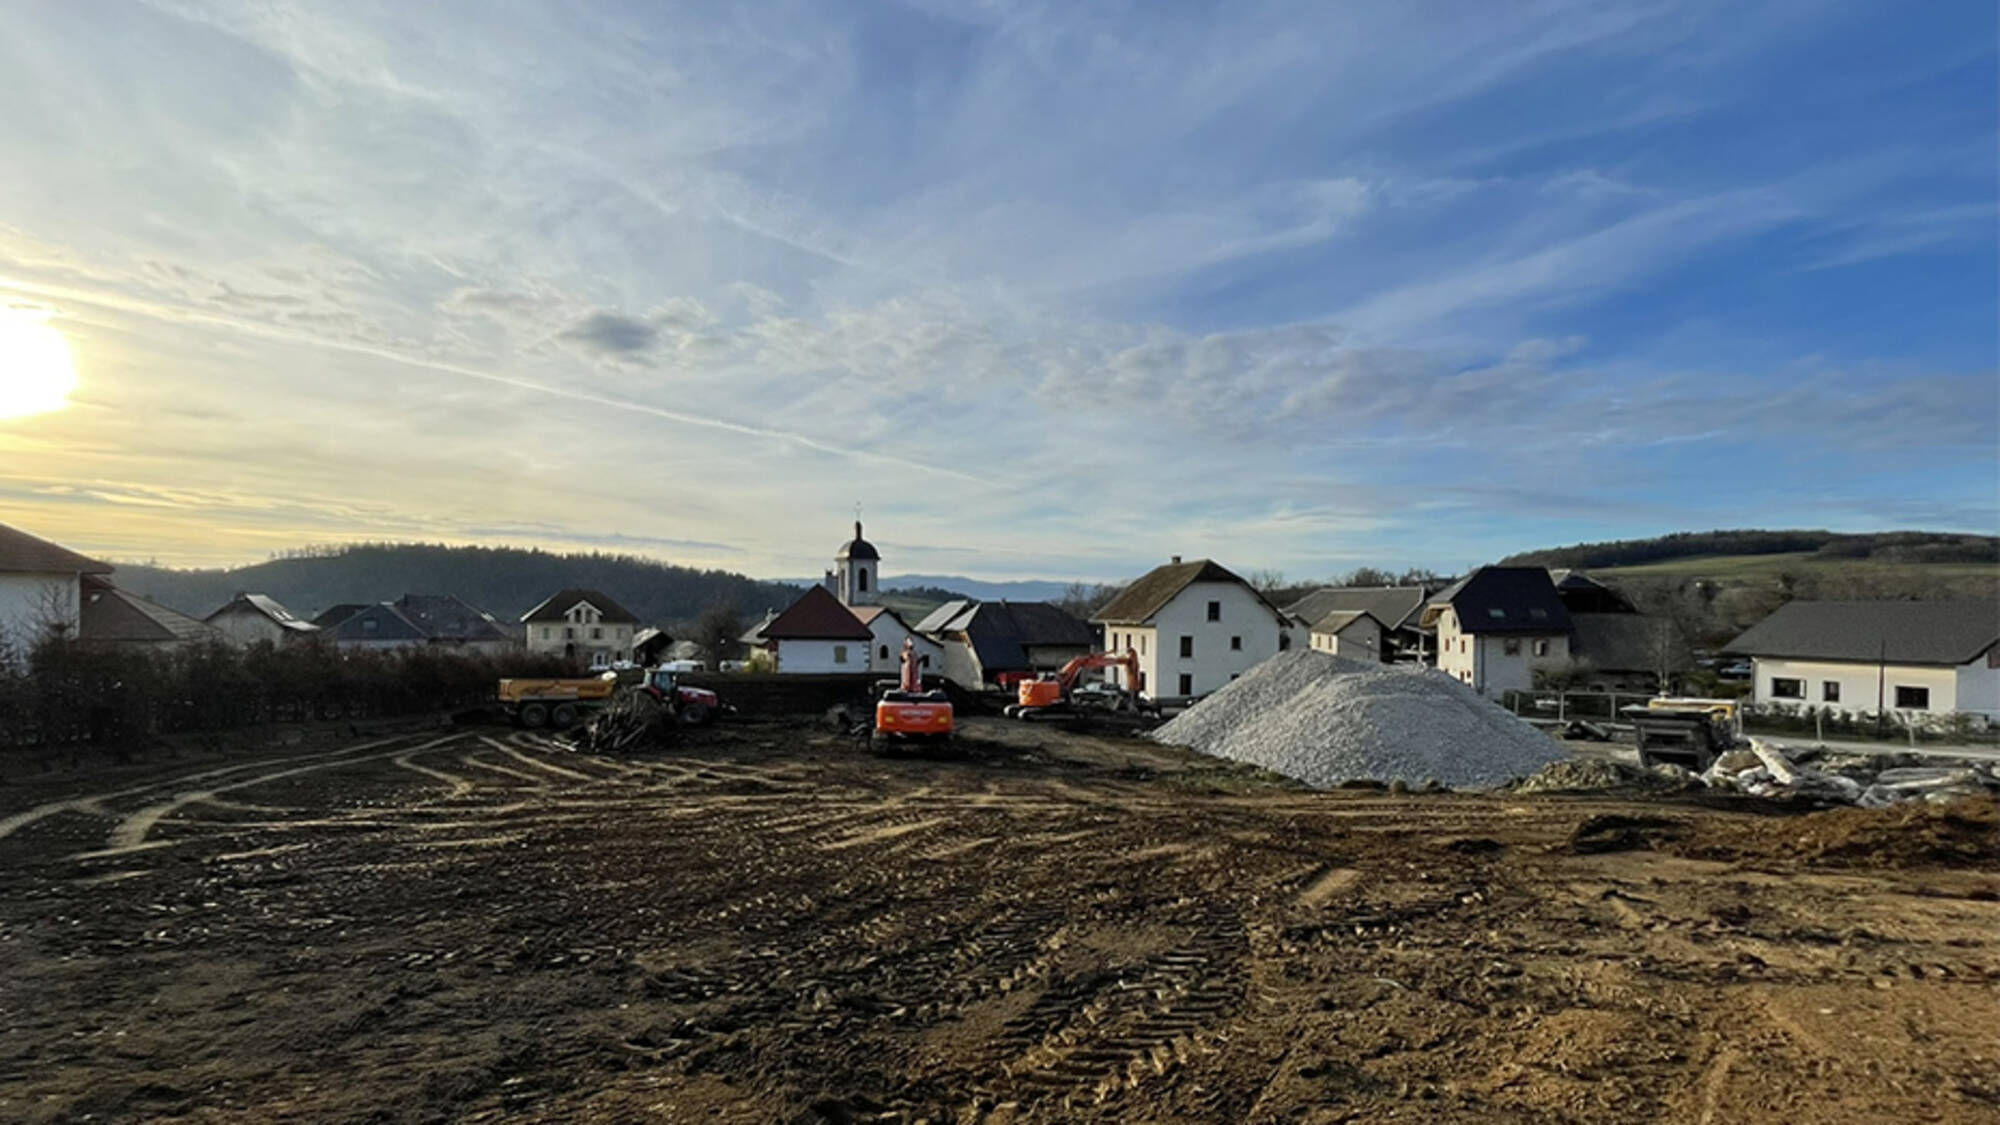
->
[311,604,368,629]
[78,576,216,645]
[1549,569,1638,614]
[0,522,112,575]
[835,521,880,562]
[1571,613,1683,673]
[1725,601,2000,666]
[324,603,428,642]
[1092,559,1288,625]
[520,588,640,625]
[941,601,1095,671]
[761,584,874,640]
[1422,566,1571,635]
[394,594,510,643]
[1286,586,1428,633]
[206,593,319,633]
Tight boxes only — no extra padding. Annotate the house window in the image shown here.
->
[1139,635,1147,655]
[1894,686,1930,710]
[1179,635,1194,659]
[1178,673,1193,695]
[1137,671,1146,691]
[1532,639,1550,657]
[1207,601,1220,622]
[834,645,849,664]
[1770,677,1804,699]
[1488,608,1505,619]
[1822,681,1840,703]
[591,627,602,640]
[1503,638,1521,656]
[541,627,550,640]
[565,627,575,639]
[879,645,889,661]
[1231,635,1242,651]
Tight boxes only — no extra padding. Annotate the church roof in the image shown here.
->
[835,520,879,562]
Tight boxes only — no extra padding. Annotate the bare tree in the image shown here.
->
[1055,582,1121,620]
[1245,568,1288,593]
[690,602,744,669]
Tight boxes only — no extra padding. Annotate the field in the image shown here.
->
[2,718,1997,1123]
[1591,551,2000,588]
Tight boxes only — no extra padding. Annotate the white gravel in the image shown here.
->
[1152,650,1564,789]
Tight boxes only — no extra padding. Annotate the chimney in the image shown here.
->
[1171,555,1181,565]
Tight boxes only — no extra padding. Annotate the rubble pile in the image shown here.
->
[569,690,679,754]
[1152,650,1564,789]
[1514,757,1698,794]
[1702,740,2000,806]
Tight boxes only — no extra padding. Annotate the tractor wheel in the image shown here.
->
[679,702,711,727]
[550,703,578,730]
[518,702,549,729]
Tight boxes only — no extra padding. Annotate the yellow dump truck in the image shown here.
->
[497,668,722,729]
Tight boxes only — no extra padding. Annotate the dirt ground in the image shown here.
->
[1,716,1996,1124]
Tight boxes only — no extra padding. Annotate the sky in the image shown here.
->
[0,0,1994,582]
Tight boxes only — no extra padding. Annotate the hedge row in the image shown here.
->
[0,638,571,750]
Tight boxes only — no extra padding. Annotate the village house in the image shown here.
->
[521,588,640,668]
[204,593,320,648]
[916,599,1094,689]
[1092,557,1293,700]
[1422,566,1573,699]
[1285,585,1438,664]
[0,521,110,655]
[317,594,513,656]
[1726,600,2000,720]
[750,584,875,672]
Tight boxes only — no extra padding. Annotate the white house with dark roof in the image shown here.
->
[1091,557,1293,700]
[1726,600,2000,719]
[521,588,640,667]
[204,593,320,648]
[916,599,1094,688]
[1304,609,1385,662]
[0,521,113,656]
[1421,567,1573,698]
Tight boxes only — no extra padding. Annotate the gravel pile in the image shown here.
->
[1152,650,1563,789]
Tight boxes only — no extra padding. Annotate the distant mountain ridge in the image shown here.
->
[112,543,802,628]
[1500,529,1998,570]
[776,574,1078,602]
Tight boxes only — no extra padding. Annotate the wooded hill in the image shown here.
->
[113,543,805,629]
[1502,530,1998,570]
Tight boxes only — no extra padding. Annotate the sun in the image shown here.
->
[0,307,80,421]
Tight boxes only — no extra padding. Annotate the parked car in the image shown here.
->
[1717,661,1752,681]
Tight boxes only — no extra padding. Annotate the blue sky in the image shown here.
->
[0,0,1993,580]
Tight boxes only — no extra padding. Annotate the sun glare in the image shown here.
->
[0,307,80,421]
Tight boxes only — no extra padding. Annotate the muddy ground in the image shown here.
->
[0,716,1996,1124]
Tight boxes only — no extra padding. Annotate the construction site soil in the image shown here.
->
[2,716,1996,1124]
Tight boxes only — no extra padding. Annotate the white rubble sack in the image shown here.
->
[1151,650,1564,789]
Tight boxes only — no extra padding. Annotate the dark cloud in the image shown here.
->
[558,311,659,356]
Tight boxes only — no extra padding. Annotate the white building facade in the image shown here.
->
[1308,611,1383,662]
[1432,605,1570,698]
[1096,559,1292,700]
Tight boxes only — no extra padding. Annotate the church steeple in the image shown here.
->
[834,521,880,606]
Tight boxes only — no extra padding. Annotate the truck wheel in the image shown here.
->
[550,703,578,730]
[518,702,549,729]
[679,702,710,727]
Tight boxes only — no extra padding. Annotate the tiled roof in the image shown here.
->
[79,576,216,645]
[520,588,641,625]
[761,585,874,641]
[1726,601,2000,666]
[207,593,319,633]
[1286,586,1428,632]
[0,522,112,575]
[1092,559,1288,626]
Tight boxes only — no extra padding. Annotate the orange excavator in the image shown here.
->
[1005,649,1150,720]
[873,637,954,751]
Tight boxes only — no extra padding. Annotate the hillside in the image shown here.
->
[111,544,803,628]
[1501,529,1998,570]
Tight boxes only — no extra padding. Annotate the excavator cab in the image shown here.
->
[873,638,953,751]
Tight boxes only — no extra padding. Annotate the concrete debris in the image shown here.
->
[1151,650,1564,789]
[1701,742,1999,806]
[1513,757,1699,794]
